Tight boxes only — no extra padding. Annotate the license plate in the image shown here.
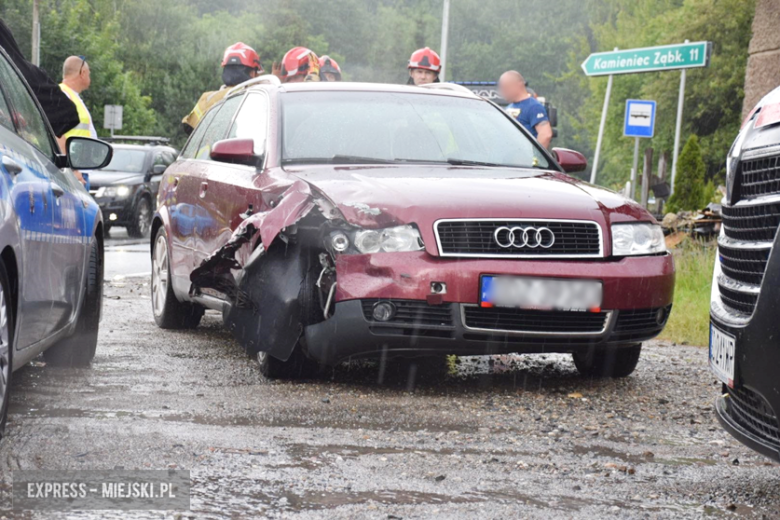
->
[479,276,602,312]
[709,324,736,388]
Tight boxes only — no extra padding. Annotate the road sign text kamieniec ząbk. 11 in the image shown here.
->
[581,41,711,77]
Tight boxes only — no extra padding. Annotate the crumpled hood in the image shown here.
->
[89,171,144,188]
[287,165,645,229]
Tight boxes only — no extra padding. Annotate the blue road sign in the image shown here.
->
[624,99,657,138]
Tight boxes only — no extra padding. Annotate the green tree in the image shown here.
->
[667,134,706,212]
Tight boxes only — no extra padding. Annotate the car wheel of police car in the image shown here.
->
[44,239,102,367]
[128,196,152,238]
[0,261,13,439]
[152,227,204,329]
[572,344,642,378]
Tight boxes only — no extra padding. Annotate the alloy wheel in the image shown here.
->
[0,286,9,406]
[152,234,168,317]
[137,200,152,237]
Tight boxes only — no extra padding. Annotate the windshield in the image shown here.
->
[101,149,148,173]
[281,91,550,169]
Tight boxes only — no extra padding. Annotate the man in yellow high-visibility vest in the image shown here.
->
[59,55,97,184]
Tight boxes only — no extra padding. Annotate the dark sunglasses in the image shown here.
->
[78,55,87,73]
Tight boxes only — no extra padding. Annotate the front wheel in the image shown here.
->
[572,344,642,378]
[151,227,203,329]
[127,196,152,238]
[44,239,102,367]
[256,346,319,380]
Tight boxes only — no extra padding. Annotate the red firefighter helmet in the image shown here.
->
[281,47,320,80]
[318,55,342,81]
[407,47,441,73]
[221,42,263,73]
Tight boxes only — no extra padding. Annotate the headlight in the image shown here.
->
[96,185,131,198]
[611,223,666,256]
[328,225,424,254]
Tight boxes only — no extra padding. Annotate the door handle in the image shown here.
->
[1,156,22,176]
[199,181,208,199]
[50,182,65,198]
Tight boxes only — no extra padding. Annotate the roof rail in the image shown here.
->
[419,83,478,97]
[227,74,282,95]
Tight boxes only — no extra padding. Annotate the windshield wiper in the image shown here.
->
[282,155,396,165]
[446,158,506,167]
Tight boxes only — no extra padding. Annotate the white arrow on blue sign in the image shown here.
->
[624,100,656,138]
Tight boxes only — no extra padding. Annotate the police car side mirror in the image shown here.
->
[552,147,587,173]
[67,137,113,170]
[210,138,262,168]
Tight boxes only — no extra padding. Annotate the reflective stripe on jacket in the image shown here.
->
[59,83,95,138]
[182,87,229,131]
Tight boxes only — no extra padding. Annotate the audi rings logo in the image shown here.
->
[493,226,555,249]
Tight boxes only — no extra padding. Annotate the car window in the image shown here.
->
[0,53,55,158]
[181,108,220,160]
[228,93,268,155]
[103,149,147,173]
[194,95,243,161]
[0,81,14,132]
[281,91,550,170]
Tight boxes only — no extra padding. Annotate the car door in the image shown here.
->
[47,164,87,332]
[166,107,220,296]
[185,94,244,272]
[211,93,270,266]
[0,52,57,346]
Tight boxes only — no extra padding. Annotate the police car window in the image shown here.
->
[0,53,55,158]
[228,93,268,155]
[181,108,219,159]
[281,91,549,170]
[195,95,243,161]
[0,78,13,131]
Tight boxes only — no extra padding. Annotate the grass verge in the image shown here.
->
[658,241,716,347]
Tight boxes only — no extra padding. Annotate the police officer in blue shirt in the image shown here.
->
[498,70,553,148]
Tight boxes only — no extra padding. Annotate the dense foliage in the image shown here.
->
[1,0,755,189]
[666,135,706,212]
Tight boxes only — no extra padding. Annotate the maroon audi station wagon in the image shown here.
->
[151,78,674,379]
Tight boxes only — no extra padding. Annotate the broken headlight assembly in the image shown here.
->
[328,225,424,254]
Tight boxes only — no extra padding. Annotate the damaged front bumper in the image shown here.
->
[304,252,675,365]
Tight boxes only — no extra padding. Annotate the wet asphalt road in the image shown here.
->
[1,271,779,517]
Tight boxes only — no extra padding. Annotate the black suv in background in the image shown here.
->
[89,138,177,238]
[710,85,780,463]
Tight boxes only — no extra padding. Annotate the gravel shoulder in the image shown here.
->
[0,278,778,519]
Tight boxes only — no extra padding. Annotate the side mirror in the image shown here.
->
[66,137,113,170]
[210,138,261,167]
[551,147,587,173]
[153,164,167,175]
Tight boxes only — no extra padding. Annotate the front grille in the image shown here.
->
[721,203,780,242]
[727,385,780,450]
[611,306,670,342]
[740,155,780,199]
[717,245,770,286]
[361,300,454,327]
[435,220,601,257]
[462,306,608,334]
[716,285,757,315]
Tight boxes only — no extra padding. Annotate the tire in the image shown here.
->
[0,261,14,440]
[151,227,204,329]
[573,344,642,378]
[44,239,102,367]
[127,196,152,238]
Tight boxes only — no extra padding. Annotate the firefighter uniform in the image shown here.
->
[181,87,230,135]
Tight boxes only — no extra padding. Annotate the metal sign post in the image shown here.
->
[624,99,657,200]
[103,105,123,138]
[590,48,617,185]
[670,41,690,196]
[582,41,711,186]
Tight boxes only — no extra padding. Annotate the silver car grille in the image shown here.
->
[715,149,780,320]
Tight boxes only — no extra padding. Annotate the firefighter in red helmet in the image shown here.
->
[319,55,342,82]
[278,47,321,83]
[182,42,263,135]
[407,47,441,86]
